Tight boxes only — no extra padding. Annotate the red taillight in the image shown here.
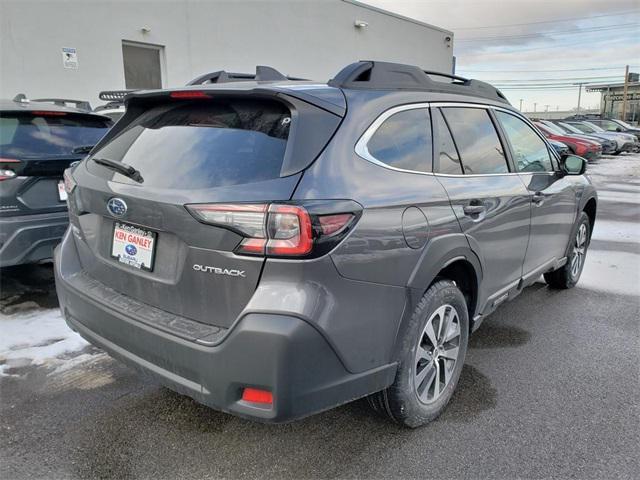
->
[186,202,358,258]
[170,91,209,100]
[31,111,67,116]
[187,203,267,238]
[266,204,313,256]
[241,388,273,405]
[318,213,354,236]
[0,169,17,181]
[0,158,19,181]
[63,168,77,194]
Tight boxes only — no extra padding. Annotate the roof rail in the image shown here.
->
[31,97,92,111]
[186,65,307,86]
[328,61,509,104]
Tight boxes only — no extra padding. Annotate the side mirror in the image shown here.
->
[616,127,623,132]
[560,154,587,175]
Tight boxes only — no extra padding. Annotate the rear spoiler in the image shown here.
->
[31,97,92,111]
[13,93,92,111]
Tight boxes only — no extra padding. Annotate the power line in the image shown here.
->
[457,36,627,54]
[457,23,637,42]
[459,66,637,73]
[486,75,622,83]
[451,10,639,30]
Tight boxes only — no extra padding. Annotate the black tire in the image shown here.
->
[613,150,622,156]
[367,280,469,428]
[544,211,591,289]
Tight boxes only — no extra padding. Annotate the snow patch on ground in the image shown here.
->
[0,308,90,377]
[592,220,640,244]
[580,250,640,297]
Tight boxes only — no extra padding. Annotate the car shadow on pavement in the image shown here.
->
[0,263,58,313]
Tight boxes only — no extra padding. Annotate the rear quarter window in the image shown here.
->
[365,108,432,173]
[87,99,291,189]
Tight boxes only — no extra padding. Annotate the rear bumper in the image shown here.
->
[0,211,68,267]
[54,231,396,423]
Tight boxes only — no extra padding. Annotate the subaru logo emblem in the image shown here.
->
[125,244,137,255]
[107,197,127,217]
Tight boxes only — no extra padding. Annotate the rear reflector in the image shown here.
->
[242,387,273,405]
[170,91,209,99]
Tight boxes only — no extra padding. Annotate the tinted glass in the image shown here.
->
[0,113,110,158]
[87,99,291,189]
[433,108,462,174]
[367,108,432,173]
[595,120,620,131]
[557,122,582,134]
[442,108,508,174]
[496,112,553,172]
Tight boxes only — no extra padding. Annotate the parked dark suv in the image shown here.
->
[0,97,111,266]
[54,61,597,427]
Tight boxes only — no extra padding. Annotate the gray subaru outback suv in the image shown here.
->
[0,97,111,266]
[54,61,597,427]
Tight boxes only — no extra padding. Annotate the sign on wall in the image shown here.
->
[61,47,78,69]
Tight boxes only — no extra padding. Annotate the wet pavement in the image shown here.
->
[1,154,639,479]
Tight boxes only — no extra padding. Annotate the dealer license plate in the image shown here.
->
[111,222,157,271]
[57,181,68,201]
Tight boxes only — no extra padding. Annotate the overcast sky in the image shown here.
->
[363,0,640,111]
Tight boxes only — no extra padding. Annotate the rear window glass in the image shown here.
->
[366,108,432,173]
[441,108,508,174]
[87,99,291,189]
[0,113,111,158]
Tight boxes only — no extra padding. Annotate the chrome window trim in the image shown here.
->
[354,100,562,177]
[354,103,433,176]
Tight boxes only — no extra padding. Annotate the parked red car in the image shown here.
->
[533,121,602,161]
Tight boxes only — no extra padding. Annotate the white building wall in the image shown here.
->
[0,0,453,107]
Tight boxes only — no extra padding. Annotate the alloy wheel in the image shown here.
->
[571,223,588,279]
[414,304,461,404]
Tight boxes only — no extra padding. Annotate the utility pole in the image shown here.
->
[576,83,583,113]
[545,105,550,112]
[622,65,630,121]
[519,98,523,111]
[534,103,537,113]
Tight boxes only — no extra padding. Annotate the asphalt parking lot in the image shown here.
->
[1,154,639,480]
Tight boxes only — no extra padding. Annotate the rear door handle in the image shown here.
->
[532,192,545,205]
[463,204,486,215]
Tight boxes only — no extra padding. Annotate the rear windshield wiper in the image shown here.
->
[72,145,95,155]
[91,157,144,183]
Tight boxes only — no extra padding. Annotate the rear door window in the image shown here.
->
[496,111,554,173]
[87,99,291,189]
[433,108,463,174]
[366,108,432,173]
[441,107,509,174]
[0,113,111,158]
